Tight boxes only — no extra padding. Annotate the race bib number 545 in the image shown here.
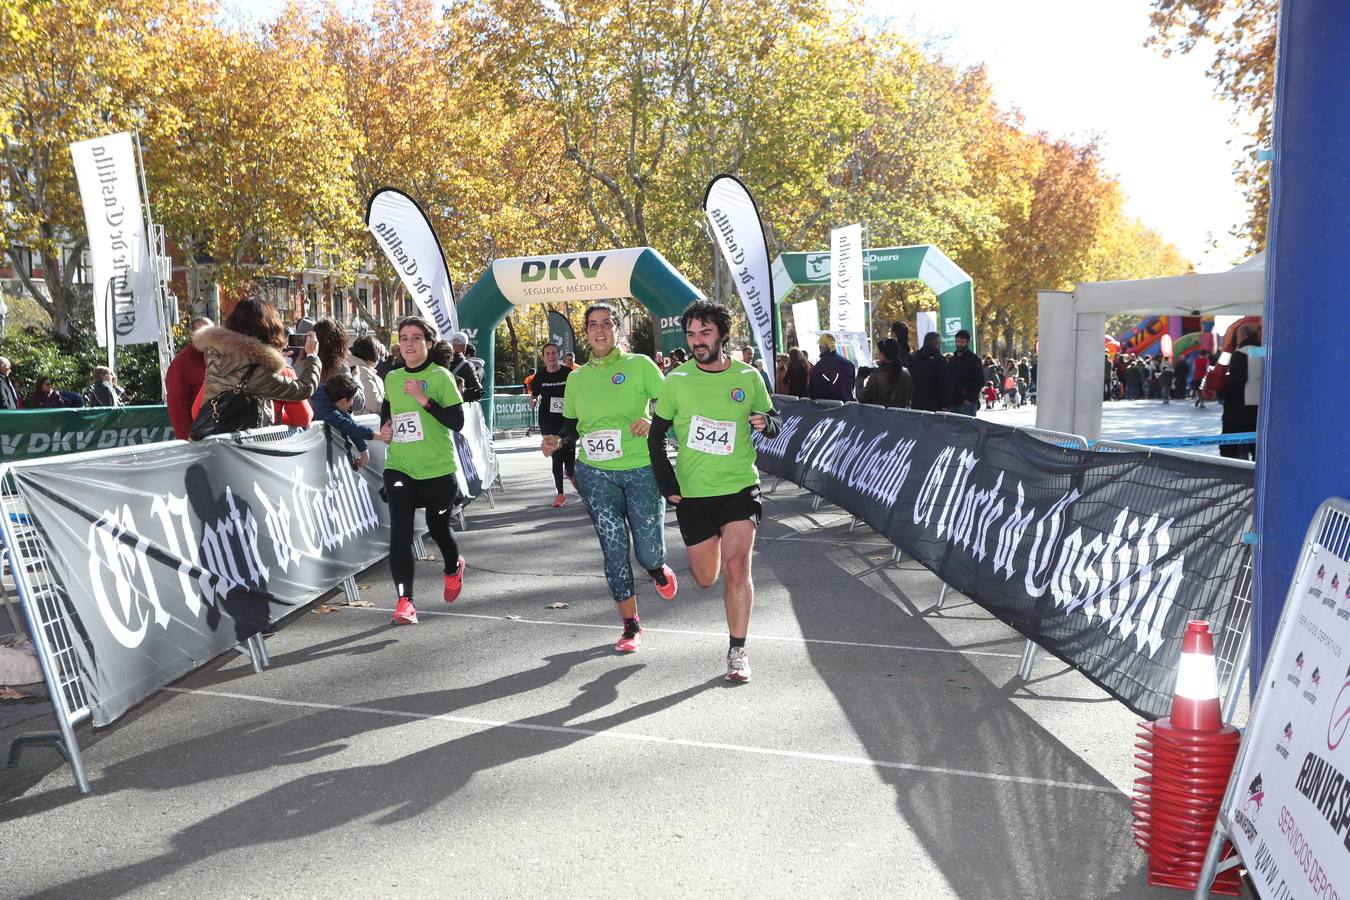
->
[583,429,623,461]
[687,415,736,455]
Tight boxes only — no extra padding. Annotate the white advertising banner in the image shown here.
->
[829,223,864,335]
[70,132,160,347]
[916,310,939,344]
[366,188,458,338]
[1221,523,1350,899]
[491,248,644,306]
[703,175,775,376]
[791,300,820,360]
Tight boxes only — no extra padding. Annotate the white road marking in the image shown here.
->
[164,686,1117,795]
[342,606,1022,658]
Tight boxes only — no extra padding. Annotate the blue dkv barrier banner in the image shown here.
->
[754,398,1255,719]
[7,418,493,726]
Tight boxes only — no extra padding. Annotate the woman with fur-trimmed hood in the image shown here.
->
[191,297,321,437]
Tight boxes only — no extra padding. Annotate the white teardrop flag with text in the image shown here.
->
[703,175,775,386]
[70,132,160,348]
[366,188,458,338]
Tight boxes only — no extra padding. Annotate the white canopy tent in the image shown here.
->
[1036,252,1265,440]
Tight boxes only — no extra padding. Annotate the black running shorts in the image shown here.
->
[674,485,762,546]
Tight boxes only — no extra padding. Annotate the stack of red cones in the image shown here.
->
[1131,620,1242,894]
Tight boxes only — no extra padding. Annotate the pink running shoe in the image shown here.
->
[552,494,566,508]
[443,557,466,603]
[615,623,642,653]
[652,565,678,601]
[391,597,418,625]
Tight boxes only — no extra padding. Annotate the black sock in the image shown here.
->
[729,636,746,650]
[623,615,641,636]
[646,566,667,586]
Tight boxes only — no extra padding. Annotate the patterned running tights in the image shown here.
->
[574,461,667,603]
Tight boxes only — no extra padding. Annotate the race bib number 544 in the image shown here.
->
[687,415,736,455]
[583,429,623,462]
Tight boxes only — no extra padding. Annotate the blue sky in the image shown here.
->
[227,0,1252,272]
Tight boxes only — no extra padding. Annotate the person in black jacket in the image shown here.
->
[1219,326,1261,460]
[947,329,983,416]
[856,338,912,408]
[909,332,951,412]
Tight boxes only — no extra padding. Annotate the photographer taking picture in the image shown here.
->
[190,297,321,439]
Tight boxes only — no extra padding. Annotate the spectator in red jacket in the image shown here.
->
[166,316,213,440]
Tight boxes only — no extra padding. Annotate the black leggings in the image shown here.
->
[384,468,460,601]
[551,441,576,493]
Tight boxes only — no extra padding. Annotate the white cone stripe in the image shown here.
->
[1174,651,1220,700]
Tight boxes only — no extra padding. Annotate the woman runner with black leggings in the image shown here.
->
[530,341,576,507]
[378,316,467,625]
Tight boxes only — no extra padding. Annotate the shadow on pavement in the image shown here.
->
[763,532,1164,897]
[10,647,717,898]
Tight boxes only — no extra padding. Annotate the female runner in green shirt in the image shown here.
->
[542,303,677,651]
[378,316,467,625]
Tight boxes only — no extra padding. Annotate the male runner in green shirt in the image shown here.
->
[648,301,782,682]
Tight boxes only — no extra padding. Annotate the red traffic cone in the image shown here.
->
[1132,620,1241,895]
[1170,620,1222,732]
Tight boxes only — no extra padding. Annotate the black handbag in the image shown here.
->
[190,364,260,441]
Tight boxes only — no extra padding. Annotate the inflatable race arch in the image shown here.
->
[771,244,976,353]
[456,247,705,422]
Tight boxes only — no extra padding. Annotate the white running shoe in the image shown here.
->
[725,646,751,683]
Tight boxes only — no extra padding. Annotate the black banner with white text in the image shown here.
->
[754,398,1255,718]
[7,419,495,726]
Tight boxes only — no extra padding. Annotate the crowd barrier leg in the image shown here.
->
[413,536,428,558]
[936,583,949,610]
[251,633,270,668]
[847,516,857,533]
[1221,630,1251,726]
[1017,640,1038,680]
[484,488,497,509]
[811,494,823,511]
[492,472,506,493]
[891,546,902,563]
[6,728,90,793]
[341,576,359,605]
[244,637,265,674]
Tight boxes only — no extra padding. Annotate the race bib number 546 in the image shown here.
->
[583,429,623,461]
[687,415,736,455]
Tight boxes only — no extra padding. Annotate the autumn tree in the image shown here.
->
[148,2,361,313]
[1148,0,1276,248]
[0,0,209,335]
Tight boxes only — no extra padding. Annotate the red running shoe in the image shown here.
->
[652,565,678,601]
[551,494,566,508]
[391,597,418,625]
[443,557,466,603]
[615,623,642,653]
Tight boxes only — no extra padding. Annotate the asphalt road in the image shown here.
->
[0,435,1239,898]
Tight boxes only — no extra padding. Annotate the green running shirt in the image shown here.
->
[653,359,773,498]
[563,348,664,470]
[384,363,463,479]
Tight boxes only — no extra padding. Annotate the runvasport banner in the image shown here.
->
[753,398,1255,718]
[7,422,488,725]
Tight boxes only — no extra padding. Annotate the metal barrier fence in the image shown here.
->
[1,477,95,791]
[760,405,1257,721]
[1,415,497,793]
